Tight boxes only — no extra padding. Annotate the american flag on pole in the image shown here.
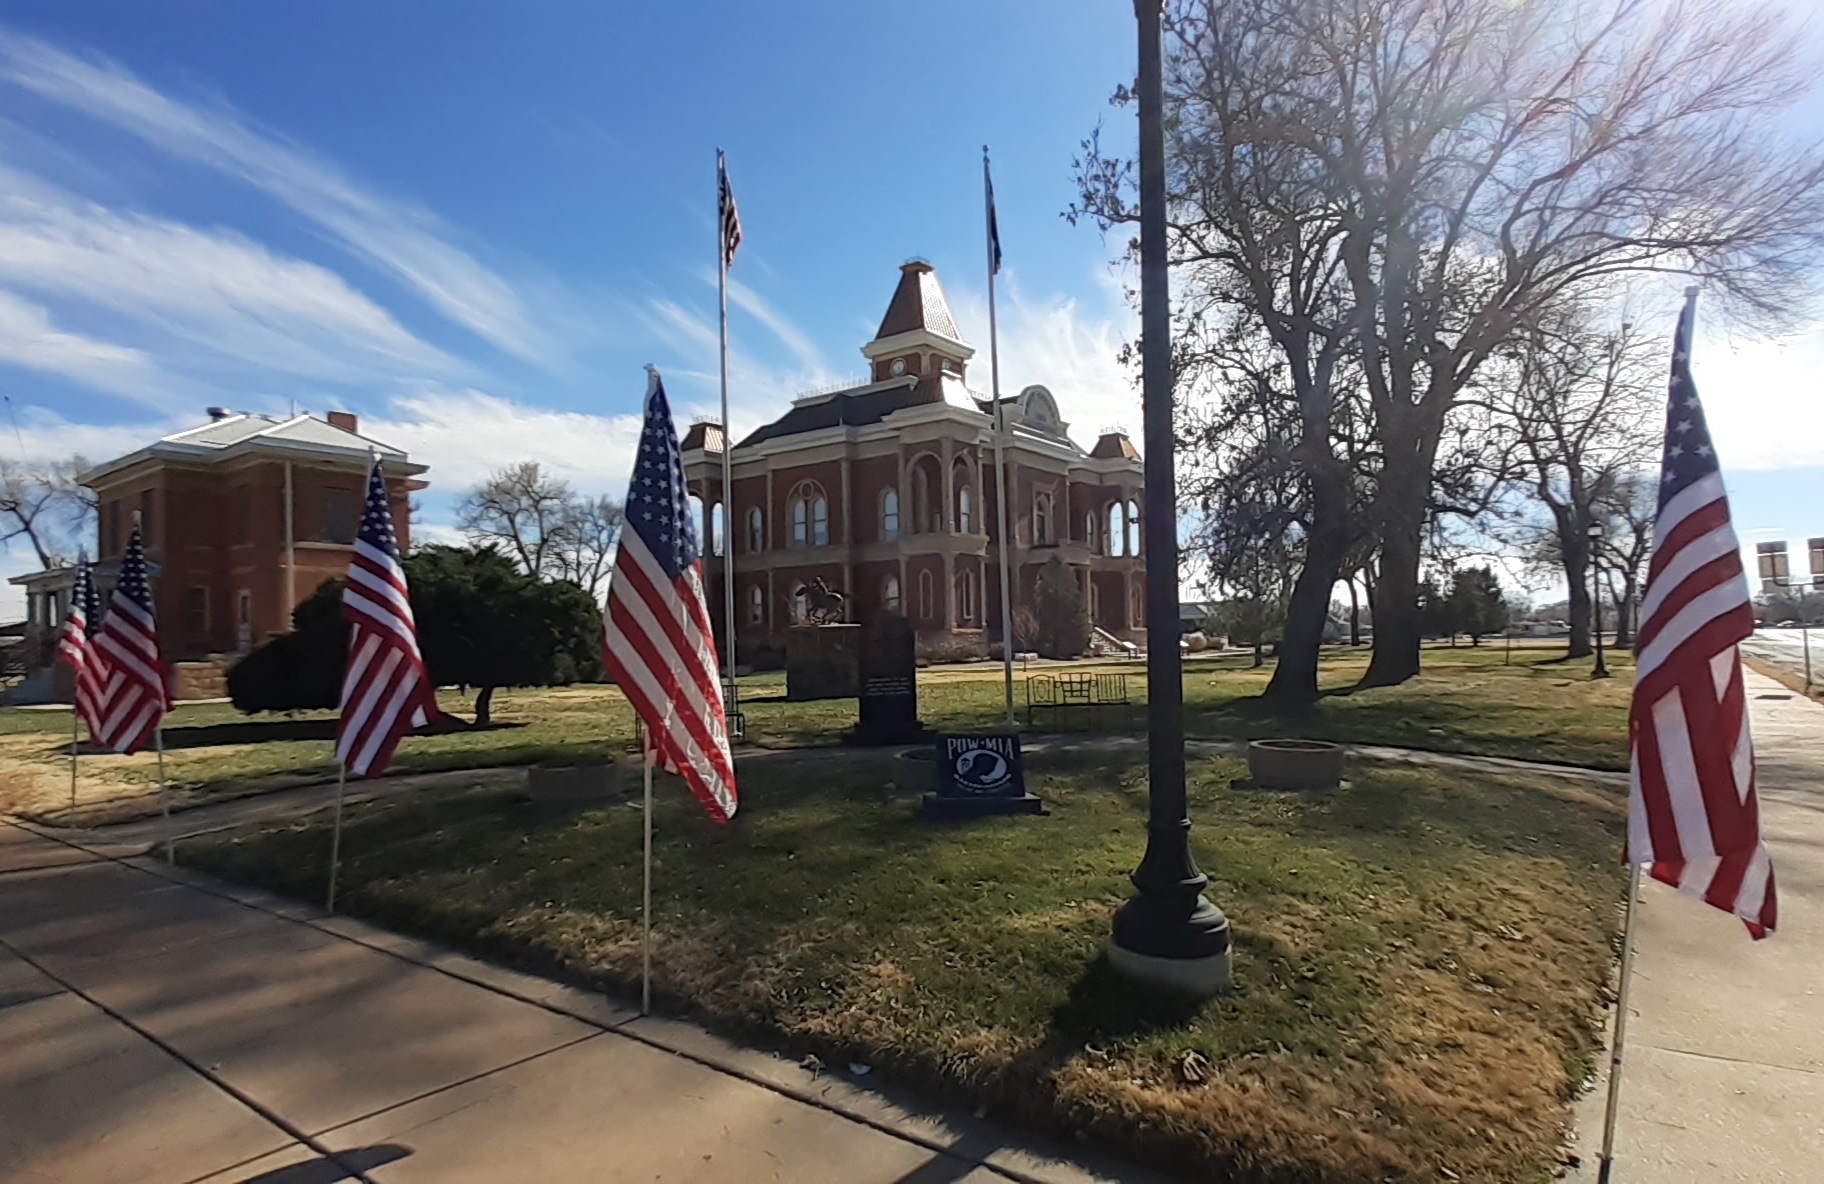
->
[718,153,741,269]
[1628,290,1776,938]
[985,150,1003,276]
[57,553,108,741]
[601,369,737,823]
[92,525,168,755]
[336,459,438,778]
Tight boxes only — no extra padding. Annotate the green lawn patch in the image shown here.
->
[181,749,1626,1183]
[2,645,1631,825]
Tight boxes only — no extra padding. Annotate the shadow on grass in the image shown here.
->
[157,715,526,751]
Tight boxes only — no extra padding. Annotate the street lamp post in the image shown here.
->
[1106,0,1232,996]
[1589,521,1610,680]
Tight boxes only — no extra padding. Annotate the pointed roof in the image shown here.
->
[873,260,961,341]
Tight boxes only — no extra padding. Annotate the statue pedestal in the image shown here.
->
[785,624,860,701]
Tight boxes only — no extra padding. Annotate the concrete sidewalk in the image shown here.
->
[0,825,1161,1184]
[1570,668,1824,1181]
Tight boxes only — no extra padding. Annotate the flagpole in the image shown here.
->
[326,762,348,912]
[69,710,79,816]
[641,734,654,1016]
[717,150,739,730]
[1597,862,1645,1184]
[156,725,171,864]
[985,146,1015,727]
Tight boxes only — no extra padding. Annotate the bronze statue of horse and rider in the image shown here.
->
[800,577,846,625]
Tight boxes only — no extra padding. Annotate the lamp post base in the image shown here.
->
[1109,893,1232,995]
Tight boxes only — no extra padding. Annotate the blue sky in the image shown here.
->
[0,1,1819,615]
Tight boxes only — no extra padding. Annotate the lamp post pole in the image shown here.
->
[1107,0,1231,995]
[1589,522,1610,680]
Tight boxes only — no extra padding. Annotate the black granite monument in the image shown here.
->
[842,611,933,745]
[921,732,1043,820]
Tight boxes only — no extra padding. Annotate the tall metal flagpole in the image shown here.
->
[156,726,171,864]
[717,150,739,727]
[985,147,1015,726]
[69,711,79,815]
[1597,863,1645,1184]
[326,763,348,911]
[640,719,654,1016]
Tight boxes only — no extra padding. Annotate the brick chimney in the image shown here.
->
[326,411,359,435]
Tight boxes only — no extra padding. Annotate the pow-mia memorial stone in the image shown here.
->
[843,612,933,746]
[922,732,1043,820]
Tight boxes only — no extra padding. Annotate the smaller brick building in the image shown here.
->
[681,260,1146,659]
[12,410,425,699]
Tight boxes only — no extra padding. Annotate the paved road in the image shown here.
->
[0,824,1160,1184]
[1743,626,1816,689]
[1569,668,1824,1182]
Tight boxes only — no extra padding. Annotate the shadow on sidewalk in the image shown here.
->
[223,1142,412,1183]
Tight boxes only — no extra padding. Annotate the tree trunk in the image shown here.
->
[1613,574,1637,649]
[1264,456,1350,711]
[1361,493,1424,688]
[1251,640,1264,668]
[1347,578,1361,646]
[1564,550,1593,659]
[475,685,495,728]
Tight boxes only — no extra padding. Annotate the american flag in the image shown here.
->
[92,525,168,755]
[57,553,108,741]
[336,459,438,778]
[1628,291,1776,938]
[984,149,1003,276]
[718,153,741,269]
[601,369,737,823]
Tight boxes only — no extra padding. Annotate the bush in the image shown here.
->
[916,637,988,664]
[1032,557,1090,659]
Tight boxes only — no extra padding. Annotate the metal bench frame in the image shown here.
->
[1025,672,1132,731]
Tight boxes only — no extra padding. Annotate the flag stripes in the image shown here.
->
[718,155,741,269]
[57,556,108,741]
[601,369,737,824]
[90,527,167,755]
[1626,292,1776,938]
[335,460,436,778]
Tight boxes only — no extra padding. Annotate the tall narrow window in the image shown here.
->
[747,584,764,624]
[881,489,900,541]
[1126,499,1141,556]
[788,482,827,549]
[883,574,902,614]
[918,570,934,620]
[792,499,808,547]
[710,502,725,557]
[1034,492,1053,545]
[791,583,808,622]
[956,486,973,535]
[1084,511,1098,553]
[747,507,764,553]
[811,496,829,546]
[956,570,976,624]
[1108,503,1126,557]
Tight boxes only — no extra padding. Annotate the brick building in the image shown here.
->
[680,260,1145,658]
[11,410,425,700]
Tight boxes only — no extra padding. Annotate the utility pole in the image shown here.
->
[1106,0,1231,995]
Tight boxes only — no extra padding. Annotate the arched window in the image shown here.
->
[788,482,829,549]
[1084,511,1098,553]
[791,583,808,622]
[881,488,900,541]
[1130,584,1144,628]
[956,570,977,624]
[709,502,724,557]
[1108,503,1125,557]
[688,493,706,547]
[882,574,902,614]
[917,570,934,620]
[1033,491,1053,545]
[747,507,763,553]
[1088,580,1101,622]
[747,584,764,624]
[956,485,973,535]
[1125,499,1141,556]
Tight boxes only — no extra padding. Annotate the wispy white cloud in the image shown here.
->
[725,277,829,374]
[0,30,556,366]
[0,289,164,400]
[1694,323,1824,473]
[362,385,645,498]
[0,171,459,403]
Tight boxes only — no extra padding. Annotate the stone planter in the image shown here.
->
[1247,739,1344,790]
[527,760,620,826]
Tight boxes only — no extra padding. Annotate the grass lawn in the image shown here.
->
[180,748,1626,1183]
[0,642,1632,825]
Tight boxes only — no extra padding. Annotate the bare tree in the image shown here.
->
[0,456,95,568]
[556,494,622,599]
[1596,470,1657,649]
[1495,311,1661,657]
[457,462,577,580]
[457,462,621,595]
[1081,0,1824,700]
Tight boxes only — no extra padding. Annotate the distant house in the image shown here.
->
[679,260,1147,656]
[8,410,426,703]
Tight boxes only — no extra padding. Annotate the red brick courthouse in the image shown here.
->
[680,261,1147,659]
[12,411,425,700]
